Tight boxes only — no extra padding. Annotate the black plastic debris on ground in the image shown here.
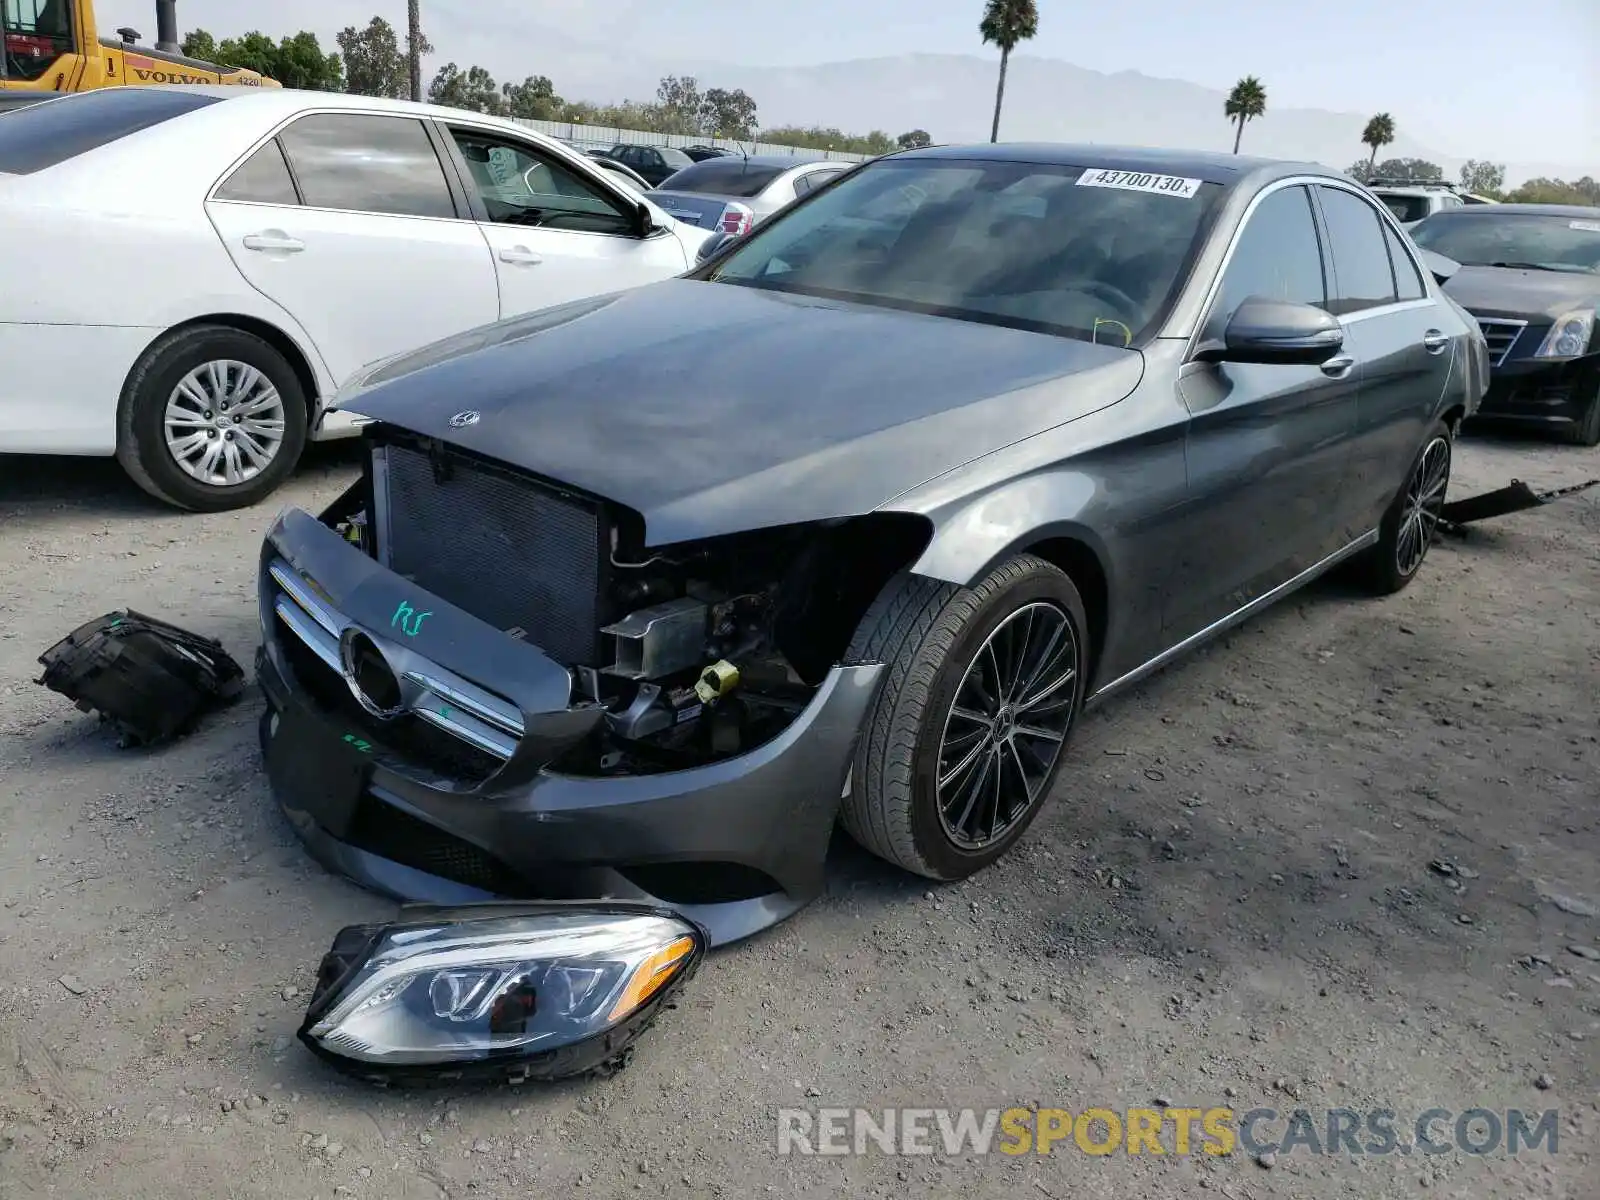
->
[1440,477,1599,535]
[35,610,246,747]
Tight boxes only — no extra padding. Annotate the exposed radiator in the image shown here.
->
[371,437,609,667]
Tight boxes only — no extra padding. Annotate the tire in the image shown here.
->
[840,553,1090,881]
[1557,384,1600,447]
[1352,418,1453,596]
[116,325,308,512]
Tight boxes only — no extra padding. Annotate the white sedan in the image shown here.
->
[0,86,710,511]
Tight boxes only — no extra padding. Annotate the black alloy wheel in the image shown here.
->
[841,553,1091,880]
[1394,433,1451,579]
[935,600,1079,850]
[1353,418,1454,595]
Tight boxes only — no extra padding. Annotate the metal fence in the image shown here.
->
[509,118,871,162]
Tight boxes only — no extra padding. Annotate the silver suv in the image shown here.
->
[1365,179,1497,230]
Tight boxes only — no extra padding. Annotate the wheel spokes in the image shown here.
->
[935,600,1081,850]
[163,360,286,486]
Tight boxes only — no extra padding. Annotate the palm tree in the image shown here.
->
[407,1,423,102]
[1224,76,1267,154]
[1362,113,1396,175]
[979,0,1039,143]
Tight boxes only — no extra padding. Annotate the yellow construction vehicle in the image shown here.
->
[1,0,280,93]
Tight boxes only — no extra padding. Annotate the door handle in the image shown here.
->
[241,232,305,253]
[1422,329,1449,354]
[1319,354,1355,378]
[498,247,543,266]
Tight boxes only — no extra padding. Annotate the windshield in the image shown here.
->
[1410,211,1600,274]
[2,0,72,83]
[660,158,790,197]
[1374,193,1433,224]
[705,157,1223,344]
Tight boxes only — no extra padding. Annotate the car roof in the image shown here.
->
[1418,202,1600,218]
[893,142,1332,188]
[98,84,566,136]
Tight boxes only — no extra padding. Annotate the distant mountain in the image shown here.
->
[539,50,1582,187]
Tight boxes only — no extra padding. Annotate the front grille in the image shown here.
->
[274,611,504,782]
[373,438,608,667]
[1475,317,1528,368]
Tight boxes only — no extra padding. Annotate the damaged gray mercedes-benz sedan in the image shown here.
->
[257,143,1485,1079]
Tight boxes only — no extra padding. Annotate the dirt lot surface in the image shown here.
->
[1,432,1596,1200]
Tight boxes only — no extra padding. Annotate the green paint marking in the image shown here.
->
[391,600,432,637]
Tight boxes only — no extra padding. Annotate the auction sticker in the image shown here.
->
[1076,168,1201,198]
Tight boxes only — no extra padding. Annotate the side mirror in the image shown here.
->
[633,200,659,238]
[696,231,738,263]
[1195,298,1344,366]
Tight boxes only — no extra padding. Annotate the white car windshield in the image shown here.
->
[707,158,1223,344]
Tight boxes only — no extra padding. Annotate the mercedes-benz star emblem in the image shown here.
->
[339,627,407,720]
[448,410,481,428]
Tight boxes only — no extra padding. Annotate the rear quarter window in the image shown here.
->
[0,88,221,175]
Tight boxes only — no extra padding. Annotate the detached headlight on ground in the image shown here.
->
[1534,308,1595,358]
[299,903,705,1083]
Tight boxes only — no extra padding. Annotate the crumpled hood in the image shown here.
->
[1442,265,1600,321]
[337,279,1144,545]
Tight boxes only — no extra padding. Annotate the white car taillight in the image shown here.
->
[719,203,755,236]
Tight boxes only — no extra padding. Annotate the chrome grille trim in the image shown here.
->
[267,558,524,761]
[1475,317,1527,368]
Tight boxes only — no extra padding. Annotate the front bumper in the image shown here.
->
[258,507,885,948]
[1469,354,1599,430]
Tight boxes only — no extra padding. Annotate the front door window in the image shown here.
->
[448,128,633,236]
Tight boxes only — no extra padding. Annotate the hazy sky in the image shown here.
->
[98,0,1599,166]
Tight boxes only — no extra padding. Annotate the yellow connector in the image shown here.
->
[694,660,740,706]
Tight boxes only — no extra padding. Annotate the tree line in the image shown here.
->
[180,17,916,156]
[182,11,1598,202]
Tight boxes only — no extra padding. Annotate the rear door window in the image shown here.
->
[0,87,221,175]
[277,113,456,219]
[1316,185,1400,315]
[1383,222,1426,301]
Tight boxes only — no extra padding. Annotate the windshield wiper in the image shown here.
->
[1485,261,1587,273]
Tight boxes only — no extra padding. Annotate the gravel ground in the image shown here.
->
[1,431,1596,1200]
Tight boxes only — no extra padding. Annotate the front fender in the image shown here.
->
[905,471,1111,588]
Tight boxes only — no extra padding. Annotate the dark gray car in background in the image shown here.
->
[1409,203,1600,445]
[257,143,1485,949]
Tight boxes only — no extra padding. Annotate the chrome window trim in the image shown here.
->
[1179,173,1441,360]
